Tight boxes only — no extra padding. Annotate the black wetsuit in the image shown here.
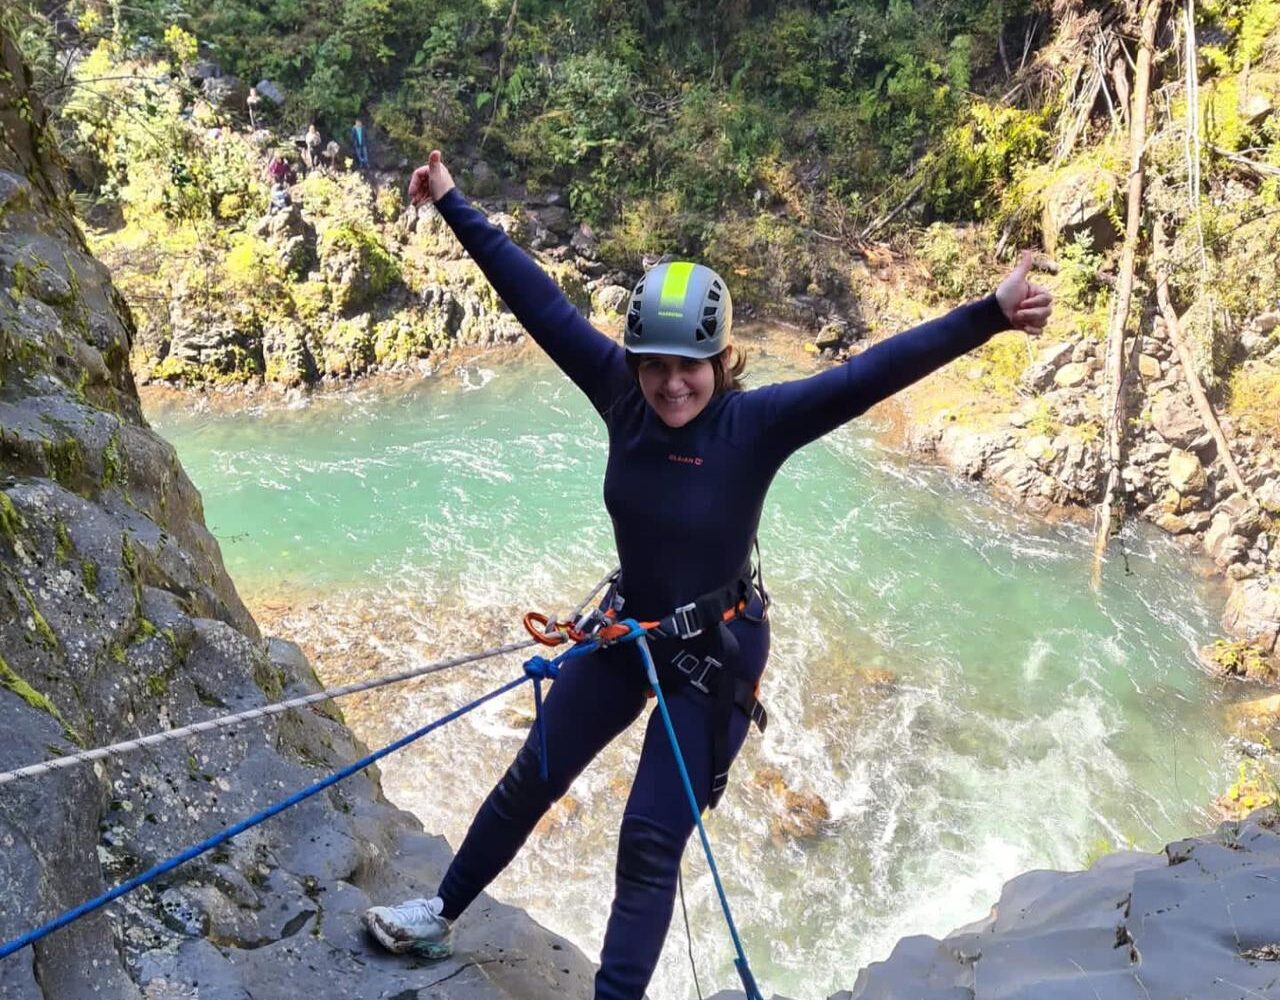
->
[431,188,1010,998]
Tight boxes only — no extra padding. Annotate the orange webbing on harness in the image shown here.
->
[523,598,749,648]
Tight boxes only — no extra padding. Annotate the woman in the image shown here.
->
[303,124,322,174]
[364,151,1052,998]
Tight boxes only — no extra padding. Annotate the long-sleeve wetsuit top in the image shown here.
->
[434,189,1011,623]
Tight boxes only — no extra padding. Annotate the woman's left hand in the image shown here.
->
[996,250,1053,336]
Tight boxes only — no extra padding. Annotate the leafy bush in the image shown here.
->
[1057,232,1105,310]
[915,223,992,302]
[1229,362,1280,441]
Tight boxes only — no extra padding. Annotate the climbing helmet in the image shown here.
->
[624,261,732,360]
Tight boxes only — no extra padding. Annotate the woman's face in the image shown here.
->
[635,354,717,428]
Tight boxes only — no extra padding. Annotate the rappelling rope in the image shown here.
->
[2,569,765,996]
[0,569,622,789]
[0,638,540,788]
[630,629,764,1000]
[0,674,528,962]
[526,614,764,1000]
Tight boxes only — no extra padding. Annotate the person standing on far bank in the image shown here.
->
[246,86,260,130]
[303,124,322,174]
[364,150,1053,999]
[351,117,370,169]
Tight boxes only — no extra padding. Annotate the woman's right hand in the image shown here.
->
[409,149,455,207]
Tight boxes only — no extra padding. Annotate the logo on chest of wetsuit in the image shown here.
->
[667,453,703,466]
[670,650,722,694]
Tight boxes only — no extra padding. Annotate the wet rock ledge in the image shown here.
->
[713,811,1280,1000]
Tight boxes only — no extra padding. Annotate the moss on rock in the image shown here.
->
[0,652,82,745]
[42,436,84,487]
[0,491,23,544]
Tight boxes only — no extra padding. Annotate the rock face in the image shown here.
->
[0,30,593,1000]
[712,812,1280,1000]
[1040,162,1119,258]
[905,306,1280,669]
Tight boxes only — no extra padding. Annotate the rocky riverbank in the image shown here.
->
[711,809,1280,1000]
[876,290,1280,798]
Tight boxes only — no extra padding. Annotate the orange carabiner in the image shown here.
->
[523,611,567,646]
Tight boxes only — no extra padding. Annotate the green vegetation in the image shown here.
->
[102,430,125,487]
[81,559,98,592]
[1230,364,1280,440]
[1206,638,1275,681]
[42,437,84,487]
[1,0,1277,419]
[0,653,83,746]
[1221,756,1279,817]
[0,492,22,546]
[54,522,73,561]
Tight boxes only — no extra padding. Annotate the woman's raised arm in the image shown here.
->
[747,253,1052,460]
[410,152,628,413]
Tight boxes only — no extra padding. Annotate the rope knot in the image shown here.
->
[523,655,560,682]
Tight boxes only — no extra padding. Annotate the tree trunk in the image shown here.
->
[1153,216,1250,498]
[1091,0,1163,591]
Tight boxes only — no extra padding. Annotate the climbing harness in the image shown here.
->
[526,557,767,644]
[524,550,771,809]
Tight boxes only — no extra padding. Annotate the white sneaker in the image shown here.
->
[363,896,454,958]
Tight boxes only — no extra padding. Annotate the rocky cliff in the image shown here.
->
[0,29,593,1000]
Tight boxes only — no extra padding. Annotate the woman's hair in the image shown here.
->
[625,345,748,394]
[714,345,747,393]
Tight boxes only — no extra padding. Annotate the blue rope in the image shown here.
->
[524,655,559,782]
[0,674,529,962]
[627,626,764,1000]
[523,639,600,782]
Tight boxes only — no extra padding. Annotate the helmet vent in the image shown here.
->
[634,282,645,296]
[708,289,721,302]
[632,321,644,338]
[700,318,717,338]
[703,306,716,316]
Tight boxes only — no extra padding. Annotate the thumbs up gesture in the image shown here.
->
[409,149,455,207]
[996,250,1052,335]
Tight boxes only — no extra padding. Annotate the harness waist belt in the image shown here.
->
[649,565,756,641]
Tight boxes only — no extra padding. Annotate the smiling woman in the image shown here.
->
[633,355,717,428]
[349,150,1055,998]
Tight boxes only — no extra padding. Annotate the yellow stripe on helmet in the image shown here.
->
[658,261,695,311]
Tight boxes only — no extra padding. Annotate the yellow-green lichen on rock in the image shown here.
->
[0,651,81,745]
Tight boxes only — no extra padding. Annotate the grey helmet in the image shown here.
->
[624,261,732,359]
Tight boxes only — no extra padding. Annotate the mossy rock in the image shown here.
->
[0,653,82,745]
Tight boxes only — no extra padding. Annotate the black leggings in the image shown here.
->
[437,609,769,999]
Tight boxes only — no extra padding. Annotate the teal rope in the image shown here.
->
[626,625,764,1000]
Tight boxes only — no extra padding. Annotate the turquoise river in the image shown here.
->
[145,344,1236,999]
